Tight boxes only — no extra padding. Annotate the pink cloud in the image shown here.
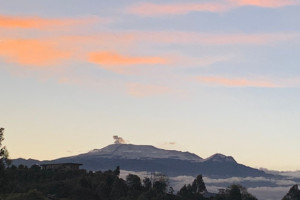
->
[195,76,278,87]
[127,0,300,16]
[230,0,300,8]
[127,2,229,16]
[132,32,299,46]
[52,31,297,50]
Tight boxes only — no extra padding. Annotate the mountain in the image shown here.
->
[12,144,269,178]
[203,153,236,163]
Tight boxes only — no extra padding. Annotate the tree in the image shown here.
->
[126,174,142,190]
[177,184,205,200]
[191,175,207,193]
[216,184,257,200]
[0,128,10,170]
[282,185,300,200]
[126,174,142,199]
[153,180,167,194]
[152,172,169,193]
[143,177,152,191]
[113,166,120,176]
[110,178,128,200]
[228,185,242,200]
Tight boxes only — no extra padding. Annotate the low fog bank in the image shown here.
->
[120,170,299,200]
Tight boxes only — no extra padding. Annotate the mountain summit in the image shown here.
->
[204,153,236,163]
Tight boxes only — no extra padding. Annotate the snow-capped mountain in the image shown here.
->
[82,144,203,161]
[12,143,269,178]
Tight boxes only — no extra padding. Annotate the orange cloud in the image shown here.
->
[88,51,168,74]
[196,76,277,87]
[0,14,100,29]
[127,0,300,16]
[0,39,70,67]
[1,31,297,69]
[127,83,171,97]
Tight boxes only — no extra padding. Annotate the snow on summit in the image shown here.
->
[87,144,203,161]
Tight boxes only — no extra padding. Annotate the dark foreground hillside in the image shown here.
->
[0,164,260,200]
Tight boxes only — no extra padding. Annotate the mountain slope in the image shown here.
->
[79,144,203,161]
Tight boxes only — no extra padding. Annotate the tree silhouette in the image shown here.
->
[142,177,152,191]
[126,174,142,190]
[0,127,10,171]
[192,174,207,193]
[282,185,300,200]
[229,185,242,200]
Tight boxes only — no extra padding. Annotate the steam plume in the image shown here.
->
[113,135,126,144]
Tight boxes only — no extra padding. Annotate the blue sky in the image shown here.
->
[1,0,300,171]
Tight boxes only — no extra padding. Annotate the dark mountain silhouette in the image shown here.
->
[12,144,270,178]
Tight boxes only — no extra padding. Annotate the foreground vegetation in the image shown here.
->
[0,164,258,200]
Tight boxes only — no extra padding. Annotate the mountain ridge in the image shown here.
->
[12,143,270,178]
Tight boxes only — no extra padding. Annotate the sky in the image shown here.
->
[1,0,300,171]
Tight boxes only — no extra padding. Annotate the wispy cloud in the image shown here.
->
[230,0,300,8]
[51,31,299,48]
[127,2,229,16]
[0,39,70,67]
[0,14,102,29]
[133,32,299,46]
[195,76,300,88]
[127,0,300,16]
[195,76,278,88]
[88,52,168,74]
[204,176,297,186]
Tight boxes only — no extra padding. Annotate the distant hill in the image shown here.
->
[12,144,269,178]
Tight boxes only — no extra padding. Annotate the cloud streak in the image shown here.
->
[133,32,299,46]
[230,0,300,8]
[127,0,300,16]
[88,52,168,74]
[195,76,278,88]
[51,31,300,47]
[0,14,101,30]
[127,2,229,16]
